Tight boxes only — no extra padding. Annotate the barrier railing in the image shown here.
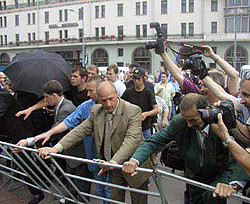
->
[0,141,250,204]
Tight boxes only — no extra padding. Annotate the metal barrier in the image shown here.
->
[0,141,250,204]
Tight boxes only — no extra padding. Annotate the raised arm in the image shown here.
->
[202,45,239,96]
[15,99,49,120]
[160,51,184,88]
[202,76,238,108]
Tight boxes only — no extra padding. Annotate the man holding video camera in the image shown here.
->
[123,93,247,204]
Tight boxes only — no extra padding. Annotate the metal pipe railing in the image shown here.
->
[0,141,250,204]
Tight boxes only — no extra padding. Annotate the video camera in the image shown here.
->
[145,22,165,53]
[180,54,208,79]
[199,99,236,129]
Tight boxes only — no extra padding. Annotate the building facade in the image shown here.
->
[0,0,249,73]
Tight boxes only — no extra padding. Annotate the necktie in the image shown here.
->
[104,113,113,161]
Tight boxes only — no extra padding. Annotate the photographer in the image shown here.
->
[123,93,248,204]
[202,74,250,145]
[212,113,250,199]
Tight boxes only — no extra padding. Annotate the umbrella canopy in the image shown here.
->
[4,49,72,95]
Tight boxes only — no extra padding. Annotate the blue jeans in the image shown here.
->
[94,173,111,204]
[142,128,151,140]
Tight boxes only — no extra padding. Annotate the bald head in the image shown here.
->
[97,81,119,113]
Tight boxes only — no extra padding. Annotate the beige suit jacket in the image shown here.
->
[57,99,151,188]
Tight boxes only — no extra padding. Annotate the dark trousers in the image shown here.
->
[66,162,93,201]
[109,169,148,204]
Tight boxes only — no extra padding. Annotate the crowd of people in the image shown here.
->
[0,43,249,204]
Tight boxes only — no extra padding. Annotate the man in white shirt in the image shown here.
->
[106,64,126,97]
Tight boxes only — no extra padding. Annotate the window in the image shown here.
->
[189,0,194,13]
[4,35,7,45]
[189,23,194,36]
[15,15,19,26]
[181,23,187,36]
[32,32,35,40]
[242,0,249,6]
[133,47,151,72]
[64,30,68,38]
[136,2,140,15]
[101,5,105,18]
[142,1,147,15]
[59,30,62,40]
[64,9,68,21]
[226,17,234,33]
[226,45,248,71]
[45,31,49,44]
[95,27,99,38]
[3,1,6,10]
[45,11,49,23]
[136,25,140,38]
[15,34,19,43]
[117,3,123,17]
[59,10,63,22]
[95,6,99,18]
[242,16,248,32]
[32,13,35,24]
[211,22,217,33]
[0,17,2,27]
[117,62,124,67]
[28,13,31,24]
[211,0,218,12]
[181,0,187,13]
[79,29,83,42]
[118,26,124,40]
[118,48,123,57]
[15,0,19,8]
[161,23,168,38]
[225,16,249,33]
[0,36,2,46]
[91,48,109,67]
[79,7,84,20]
[143,24,147,37]
[101,27,105,36]
[4,16,7,27]
[28,33,31,42]
[0,2,2,11]
[161,0,168,14]
[28,0,31,7]
[32,0,36,6]
[45,0,49,4]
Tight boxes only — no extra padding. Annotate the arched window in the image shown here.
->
[0,53,10,66]
[132,47,151,72]
[225,45,248,71]
[91,48,109,67]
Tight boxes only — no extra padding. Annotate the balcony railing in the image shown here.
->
[0,33,207,48]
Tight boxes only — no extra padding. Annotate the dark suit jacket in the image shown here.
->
[53,98,76,128]
[57,99,152,188]
[48,98,76,146]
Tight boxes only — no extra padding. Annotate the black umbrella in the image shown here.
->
[4,49,72,95]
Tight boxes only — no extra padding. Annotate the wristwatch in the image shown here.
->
[222,136,234,147]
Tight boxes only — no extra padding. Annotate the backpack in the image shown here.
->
[160,141,185,171]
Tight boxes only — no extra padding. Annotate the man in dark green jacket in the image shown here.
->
[123,93,247,204]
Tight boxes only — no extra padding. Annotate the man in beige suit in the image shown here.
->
[39,81,151,203]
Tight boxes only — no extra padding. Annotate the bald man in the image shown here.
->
[39,81,151,203]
